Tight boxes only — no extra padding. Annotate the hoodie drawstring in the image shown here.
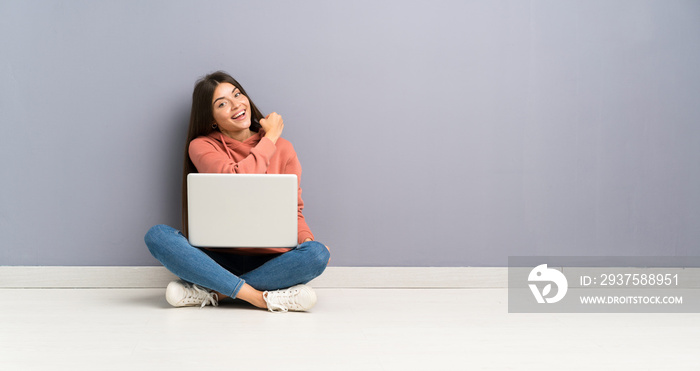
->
[219,132,236,162]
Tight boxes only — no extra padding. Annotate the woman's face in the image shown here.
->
[211,82,252,137]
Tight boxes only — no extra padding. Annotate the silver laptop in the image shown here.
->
[187,174,298,248]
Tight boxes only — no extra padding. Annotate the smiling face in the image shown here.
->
[212,82,253,141]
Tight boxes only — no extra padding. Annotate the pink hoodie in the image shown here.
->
[188,130,314,254]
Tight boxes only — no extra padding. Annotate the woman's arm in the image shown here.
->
[189,136,276,173]
[284,151,316,244]
[295,181,315,244]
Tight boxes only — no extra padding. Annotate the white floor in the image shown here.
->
[1,288,698,371]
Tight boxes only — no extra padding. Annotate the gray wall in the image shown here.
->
[1,0,699,266]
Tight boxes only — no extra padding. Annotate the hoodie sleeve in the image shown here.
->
[285,153,315,244]
[189,136,277,173]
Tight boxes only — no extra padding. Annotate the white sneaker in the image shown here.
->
[165,280,219,308]
[263,285,317,312]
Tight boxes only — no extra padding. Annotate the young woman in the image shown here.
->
[144,71,330,312]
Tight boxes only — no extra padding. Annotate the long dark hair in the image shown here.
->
[181,71,265,236]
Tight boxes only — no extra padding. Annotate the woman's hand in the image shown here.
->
[260,112,284,144]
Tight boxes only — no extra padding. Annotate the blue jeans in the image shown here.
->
[144,224,330,298]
